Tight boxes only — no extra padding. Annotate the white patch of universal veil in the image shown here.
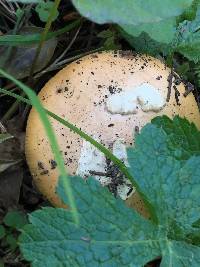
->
[112,139,135,200]
[106,82,166,114]
[75,138,110,186]
[76,138,135,200]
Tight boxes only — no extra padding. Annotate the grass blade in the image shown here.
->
[0,20,81,46]
[0,69,79,225]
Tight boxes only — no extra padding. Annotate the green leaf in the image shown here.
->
[72,0,193,25]
[174,6,200,62]
[127,121,200,229]
[6,234,18,251]
[16,8,24,19]
[122,18,176,44]
[19,174,200,266]
[3,211,28,230]
[19,176,161,267]
[98,30,121,50]
[178,0,200,21]
[118,27,170,56]
[186,228,200,246]
[152,116,200,160]
[0,225,5,239]
[35,0,59,22]
[160,241,200,266]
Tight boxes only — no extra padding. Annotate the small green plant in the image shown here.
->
[35,0,59,22]
[0,211,27,252]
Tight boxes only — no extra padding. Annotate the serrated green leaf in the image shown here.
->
[127,122,200,229]
[193,218,200,228]
[174,6,200,62]
[122,18,176,44]
[19,117,200,266]
[118,27,170,56]
[3,211,28,230]
[178,0,200,21]
[186,228,200,246]
[152,116,200,160]
[176,39,200,62]
[20,176,162,267]
[72,0,193,25]
[19,174,200,266]
[6,234,18,251]
[160,241,200,266]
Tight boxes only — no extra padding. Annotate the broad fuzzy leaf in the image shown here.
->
[3,211,28,230]
[122,18,176,44]
[19,176,200,267]
[19,117,200,266]
[72,0,193,25]
[20,177,161,267]
[73,0,200,60]
[127,123,200,228]
[118,28,170,56]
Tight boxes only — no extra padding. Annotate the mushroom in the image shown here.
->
[25,50,200,216]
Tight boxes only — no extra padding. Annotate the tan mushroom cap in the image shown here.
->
[25,50,200,217]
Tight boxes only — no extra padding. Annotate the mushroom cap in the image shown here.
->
[25,51,200,216]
